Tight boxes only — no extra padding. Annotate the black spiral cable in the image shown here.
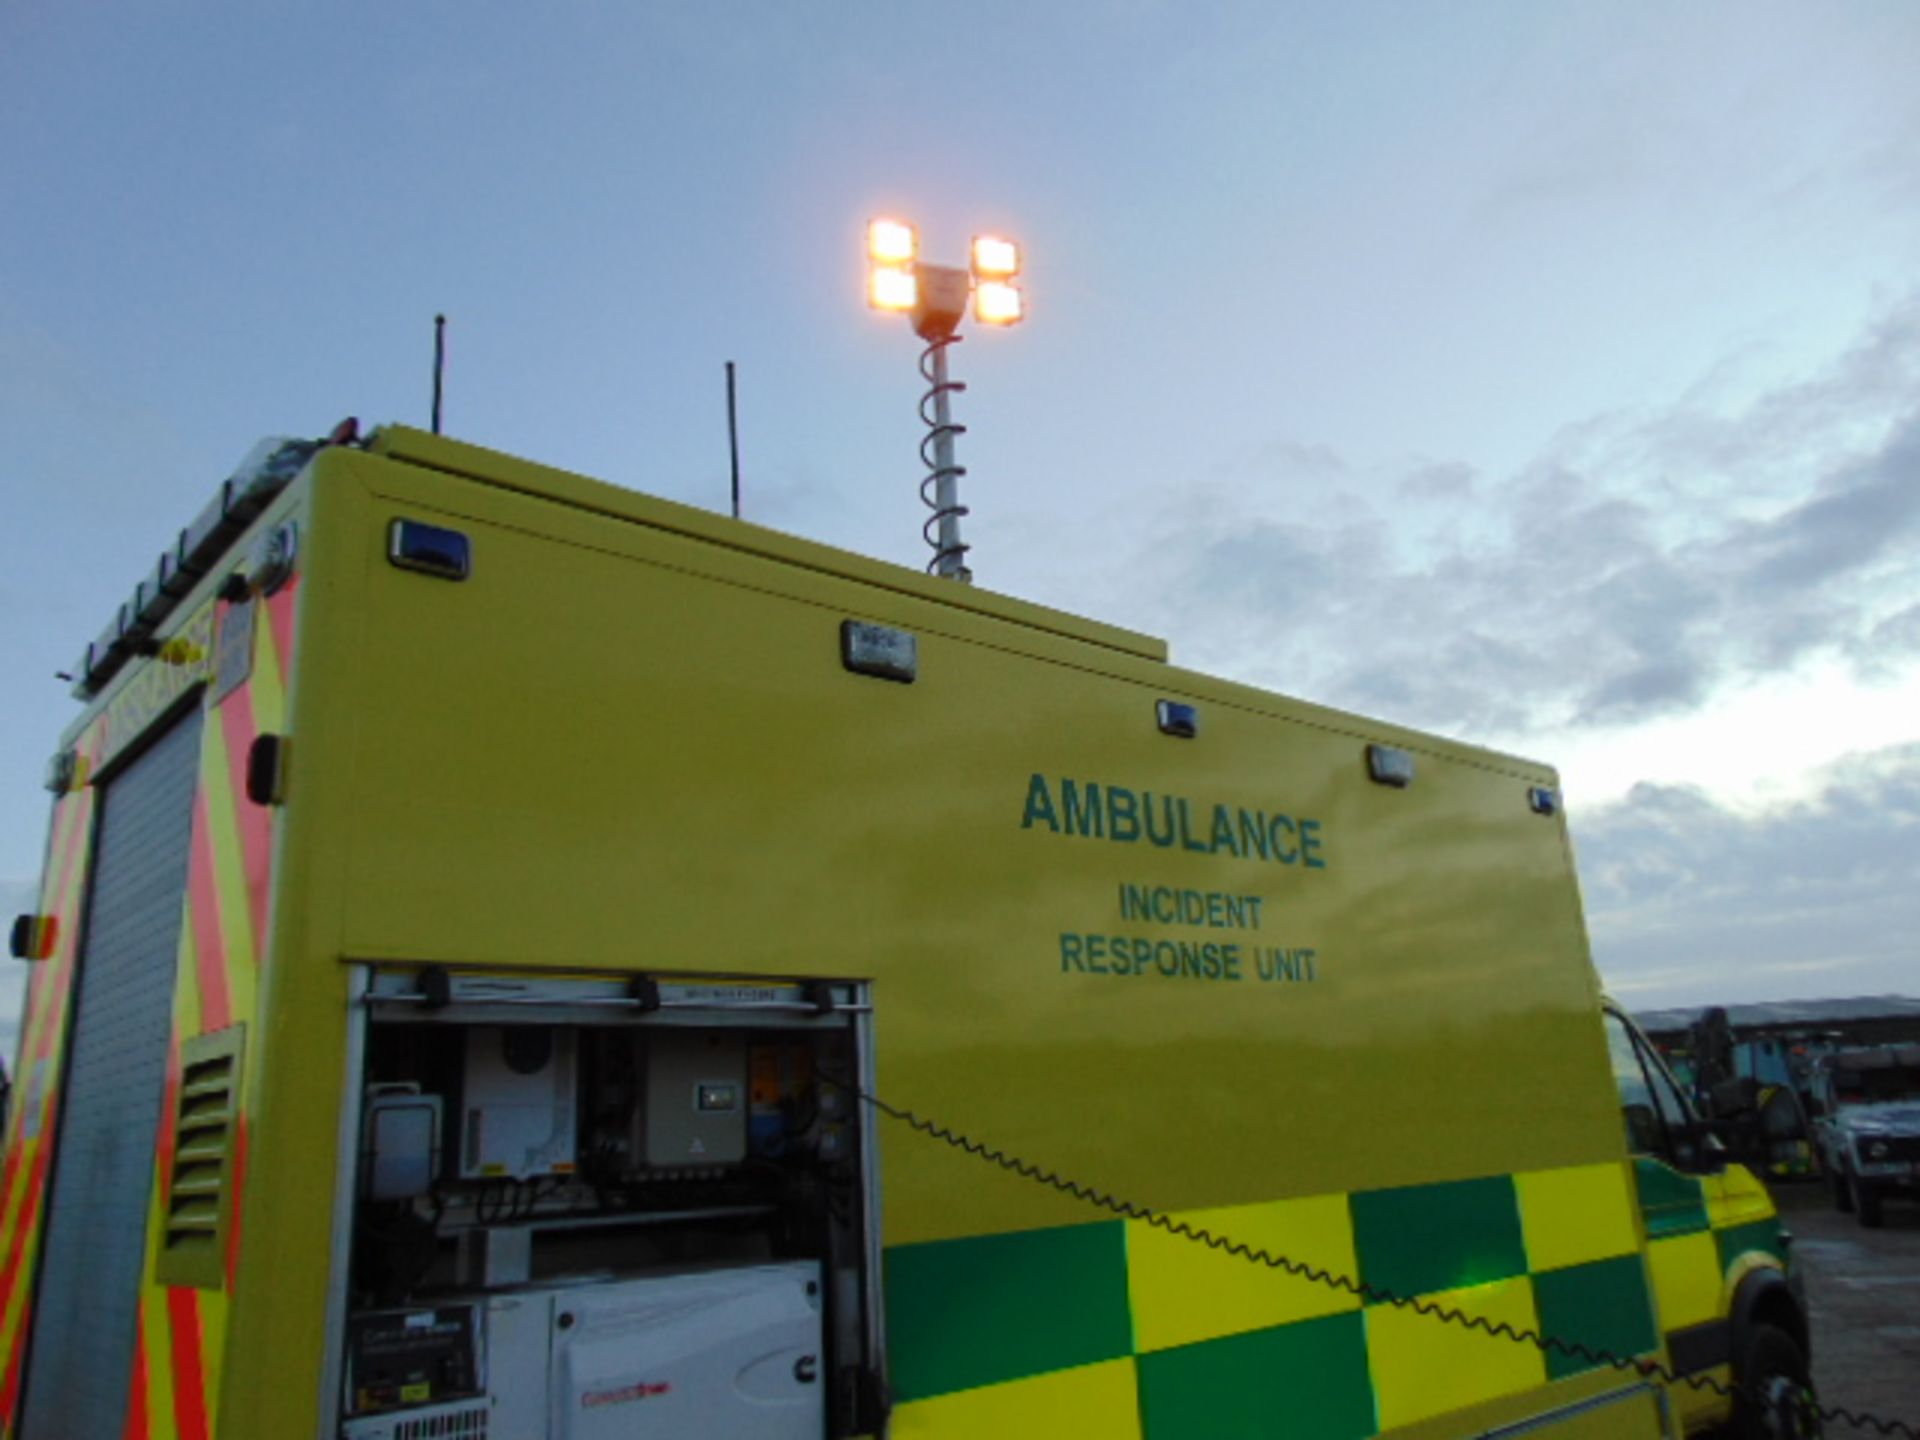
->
[838,1080,1918,1439]
[917,334,969,576]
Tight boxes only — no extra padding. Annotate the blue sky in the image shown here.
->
[4,2,1920,1054]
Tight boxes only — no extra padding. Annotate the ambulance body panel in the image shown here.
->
[0,428,1800,1439]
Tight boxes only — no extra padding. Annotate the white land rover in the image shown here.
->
[1813,1044,1920,1228]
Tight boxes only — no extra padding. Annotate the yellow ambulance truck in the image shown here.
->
[1,425,1812,1439]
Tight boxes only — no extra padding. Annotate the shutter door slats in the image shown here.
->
[20,708,203,1440]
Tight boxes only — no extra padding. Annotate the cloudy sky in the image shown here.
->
[3,2,1918,1057]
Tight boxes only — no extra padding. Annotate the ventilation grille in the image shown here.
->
[157,1024,245,1289]
[340,1400,490,1440]
[394,1401,489,1439]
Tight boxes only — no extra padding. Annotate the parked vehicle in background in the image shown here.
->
[1810,1044,1920,1227]
[1673,1008,1818,1181]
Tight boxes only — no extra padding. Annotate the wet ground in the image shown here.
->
[1769,1179,1920,1431]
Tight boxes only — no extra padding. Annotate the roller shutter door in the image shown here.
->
[20,707,203,1439]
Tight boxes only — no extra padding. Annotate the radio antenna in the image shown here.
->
[431,314,447,435]
[725,361,742,518]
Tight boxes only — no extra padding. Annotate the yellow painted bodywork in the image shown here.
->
[1127,1193,1361,1352]
[1366,1277,1544,1430]
[1514,1162,1640,1274]
[891,1358,1145,1439]
[223,431,1678,1434]
[6,426,1792,1437]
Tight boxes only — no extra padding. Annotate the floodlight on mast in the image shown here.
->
[865,219,1026,581]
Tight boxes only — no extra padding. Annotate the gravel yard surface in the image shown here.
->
[1770,1179,1920,1432]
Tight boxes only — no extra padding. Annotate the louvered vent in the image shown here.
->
[391,1401,489,1439]
[157,1024,245,1289]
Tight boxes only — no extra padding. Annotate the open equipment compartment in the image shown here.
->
[338,968,883,1440]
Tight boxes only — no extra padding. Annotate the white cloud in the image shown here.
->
[1552,659,1920,810]
[1025,295,1920,1014]
[1576,743,1920,1007]
[1099,295,1920,769]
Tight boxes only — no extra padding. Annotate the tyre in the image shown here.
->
[1732,1322,1819,1439]
[1829,1162,1853,1212]
[1852,1174,1885,1228]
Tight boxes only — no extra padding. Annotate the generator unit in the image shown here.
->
[341,1263,823,1440]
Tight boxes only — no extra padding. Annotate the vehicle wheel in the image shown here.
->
[1852,1175,1884,1228]
[1732,1323,1820,1439]
[1829,1163,1853,1212]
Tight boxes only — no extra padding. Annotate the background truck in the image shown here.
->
[1670,1007,1817,1181]
[1811,1044,1920,1227]
[1,424,1809,1438]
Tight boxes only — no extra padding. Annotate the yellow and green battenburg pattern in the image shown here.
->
[885,1161,1782,1439]
[0,582,297,1440]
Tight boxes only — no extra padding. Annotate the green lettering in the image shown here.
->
[1059,933,1086,972]
[1300,819,1326,869]
[1063,780,1105,838]
[1145,794,1177,848]
[1239,809,1272,860]
[1022,774,1060,832]
[1176,798,1208,853]
[1210,804,1240,857]
[1109,786,1142,842]
[1269,814,1299,864]
[1257,947,1295,981]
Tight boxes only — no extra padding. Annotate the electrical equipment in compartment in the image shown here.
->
[460,1025,578,1180]
[343,971,883,1440]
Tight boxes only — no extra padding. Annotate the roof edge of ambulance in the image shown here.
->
[365,433,1558,783]
[365,425,1169,664]
[1156,655,1563,785]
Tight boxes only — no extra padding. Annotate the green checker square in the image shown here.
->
[1632,1158,1709,1238]
[1715,1217,1783,1274]
[1532,1253,1660,1381]
[1136,1310,1375,1440]
[884,1221,1133,1402]
[1349,1174,1527,1300]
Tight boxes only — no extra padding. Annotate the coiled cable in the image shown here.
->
[830,1077,1912,1438]
[918,334,970,576]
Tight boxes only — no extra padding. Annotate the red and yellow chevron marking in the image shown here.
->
[0,718,106,1436]
[121,582,296,1440]
[0,575,299,1440]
